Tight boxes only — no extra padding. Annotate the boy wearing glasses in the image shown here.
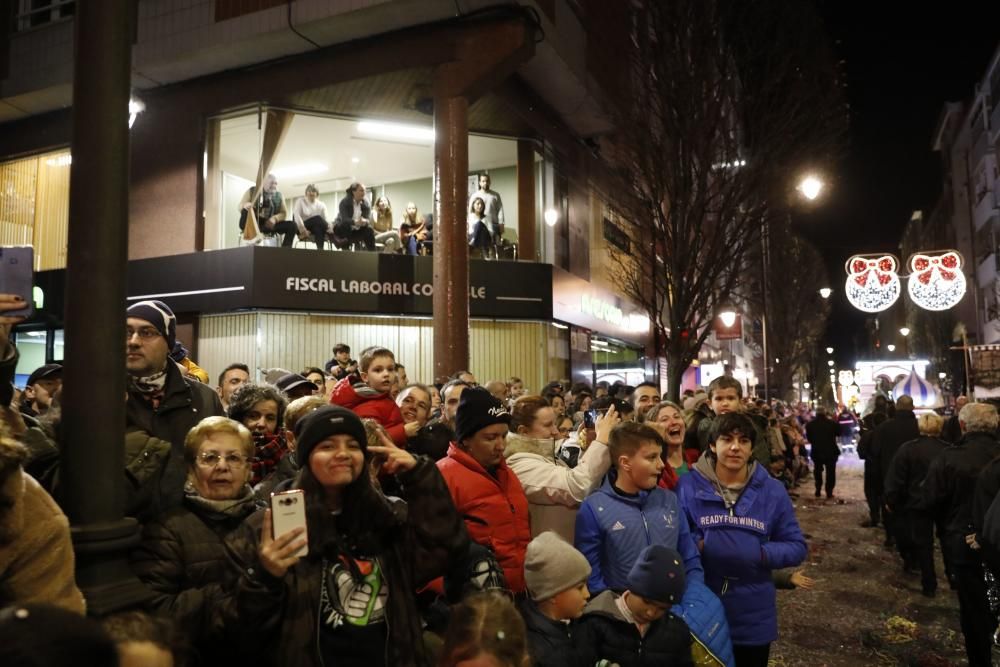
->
[125,300,224,513]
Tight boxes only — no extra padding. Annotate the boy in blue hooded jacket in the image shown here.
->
[676,412,807,667]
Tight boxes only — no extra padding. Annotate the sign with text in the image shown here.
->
[552,266,650,345]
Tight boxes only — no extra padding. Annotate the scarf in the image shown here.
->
[250,430,289,486]
[184,485,257,519]
[129,369,168,409]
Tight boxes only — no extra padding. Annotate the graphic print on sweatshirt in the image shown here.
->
[320,555,388,629]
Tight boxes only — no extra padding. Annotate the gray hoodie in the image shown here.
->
[692,450,758,510]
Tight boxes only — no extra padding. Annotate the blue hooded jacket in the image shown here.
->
[676,461,806,646]
[574,469,704,596]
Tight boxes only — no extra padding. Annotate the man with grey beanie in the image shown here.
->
[126,299,223,514]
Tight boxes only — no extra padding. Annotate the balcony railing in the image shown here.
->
[975,189,1000,230]
[972,125,994,169]
[978,251,997,287]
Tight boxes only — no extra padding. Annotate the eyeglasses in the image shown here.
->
[196,452,249,469]
[126,327,161,341]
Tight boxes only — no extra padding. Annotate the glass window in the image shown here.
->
[0,149,70,270]
[206,109,523,254]
[17,0,75,31]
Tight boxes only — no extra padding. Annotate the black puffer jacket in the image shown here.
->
[575,590,694,667]
[228,457,469,667]
[131,490,261,665]
[805,416,839,464]
[883,436,946,512]
[126,362,225,513]
[920,431,1000,564]
[520,598,585,667]
[873,410,919,487]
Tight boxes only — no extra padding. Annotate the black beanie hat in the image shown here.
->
[455,386,510,443]
[126,299,177,350]
[294,405,368,465]
[627,545,686,605]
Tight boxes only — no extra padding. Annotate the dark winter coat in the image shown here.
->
[919,430,1000,564]
[676,462,807,645]
[883,436,947,513]
[126,362,225,513]
[941,414,963,445]
[972,455,1000,536]
[408,420,454,462]
[131,491,261,664]
[575,590,694,667]
[804,416,840,464]
[228,458,468,667]
[519,598,584,667]
[873,410,919,487]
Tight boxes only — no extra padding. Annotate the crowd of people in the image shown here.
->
[238,171,511,259]
[3,293,1000,665]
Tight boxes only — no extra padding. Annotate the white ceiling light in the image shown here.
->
[357,120,434,142]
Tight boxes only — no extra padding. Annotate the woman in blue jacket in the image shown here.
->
[676,413,806,667]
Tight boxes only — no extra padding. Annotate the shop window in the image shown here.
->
[16,0,74,31]
[0,149,70,270]
[206,109,522,253]
[592,336,645,386]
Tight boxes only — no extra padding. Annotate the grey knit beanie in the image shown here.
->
[524,531,592,601]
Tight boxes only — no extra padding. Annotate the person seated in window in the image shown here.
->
[293,184,331,251]
[372,196,401,253]
[399,202,427,256]
[468,196,493,259]
[333,182,376,251]
[238,174,295,246]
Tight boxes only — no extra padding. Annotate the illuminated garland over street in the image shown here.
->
[843,250,967,313]
[844,254,901,313]
[906,251,967,311]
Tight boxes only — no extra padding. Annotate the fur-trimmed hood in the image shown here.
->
[503,431,558,461]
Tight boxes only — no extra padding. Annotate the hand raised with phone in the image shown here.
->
[593,403,620,445]
[259,508,306,578]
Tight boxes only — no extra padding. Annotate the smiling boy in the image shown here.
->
[574,422,703,596]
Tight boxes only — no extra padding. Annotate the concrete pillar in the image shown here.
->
[517,139,537,261]
[433,95,470,381]
[61,0,151,614]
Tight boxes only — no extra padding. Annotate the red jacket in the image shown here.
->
[329,377,407,446]
[436,443,532,593]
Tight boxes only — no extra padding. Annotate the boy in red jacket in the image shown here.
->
[329,346,407,446]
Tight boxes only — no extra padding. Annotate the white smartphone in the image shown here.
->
[270,489,308,557]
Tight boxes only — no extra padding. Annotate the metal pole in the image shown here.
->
[761,221,770,401]
[61,0,151,615]
[432,95,470,381]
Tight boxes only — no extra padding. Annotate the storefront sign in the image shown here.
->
[552,267,649,345]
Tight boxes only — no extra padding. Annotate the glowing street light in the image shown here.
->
[827,360,835,367]
[900,327,911,337]
[819,287,832,299]
[887,344,896,352]
[797,175,824,201]
[938,372,947,380]
[826,347,834,354]
[803,382,811,389]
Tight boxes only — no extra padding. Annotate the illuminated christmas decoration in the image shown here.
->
[907,250,966,312]
[844,254,901,313]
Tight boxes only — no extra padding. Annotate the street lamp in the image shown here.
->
[900,327,911,337]
[819,287,832,299]
[887,344,896,352]
[938,372,947,380]
[718,309,737,328]
[827,360,835,367]
[797,175,824,201]
[803,382,810,389]
[826,347,834,354]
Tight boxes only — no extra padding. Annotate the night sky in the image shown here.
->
[799,3,1000,365]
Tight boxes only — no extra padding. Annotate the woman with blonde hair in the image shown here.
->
[883,411,947,596]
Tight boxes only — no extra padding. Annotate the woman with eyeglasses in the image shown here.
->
[504,395,619,543]
[131,416,262,665]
